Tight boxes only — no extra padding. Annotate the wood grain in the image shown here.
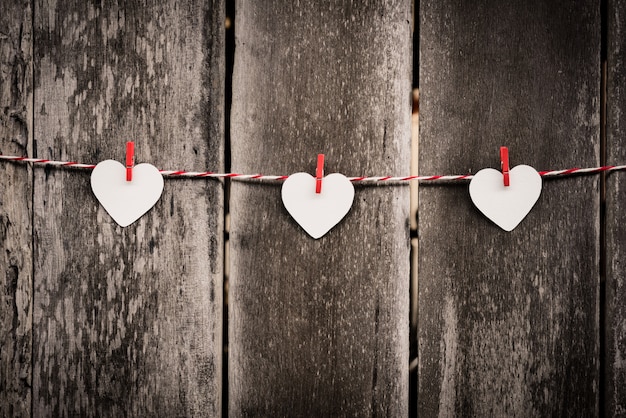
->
[419,1,601,416]
[0,1,33,417]
[229,0,412,415]
[31,1,224,416]
[605,0,626,414]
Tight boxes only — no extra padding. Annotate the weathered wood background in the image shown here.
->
[229,0,411,415]
[2,0,625,417]
[606,0,626,416]
[2,0,225,416]
[0,1,33,416]
[419,0,604,416]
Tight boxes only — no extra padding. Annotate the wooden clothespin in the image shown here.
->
[500,146,510,187]
[126,141,135,182]
[315,154,324,193]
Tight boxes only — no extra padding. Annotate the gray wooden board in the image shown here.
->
[0,1,33,416]
[419,1,600,416]
[31,0,224,415]
[606,0,626,414]
[229,0,412,415]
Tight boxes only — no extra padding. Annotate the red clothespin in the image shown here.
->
[126,141,135,182]
[315,153,324,194]
[500,146,510,187]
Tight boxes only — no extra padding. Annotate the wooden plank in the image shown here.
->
[229,1,412,415]
[409,89,419,416]
[31,0,224,416]
[0,1,33,416]
[605,0,626,414]
[419,1,600,416]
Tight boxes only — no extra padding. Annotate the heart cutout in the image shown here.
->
[281,172,354,239]
[469,165,542,231]
[91,160,164,227]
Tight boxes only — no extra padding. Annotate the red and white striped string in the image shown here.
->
[1,154,625,182]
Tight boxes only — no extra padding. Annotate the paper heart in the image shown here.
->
[91,160,164,227]
[281,172,354,239]
[469,165,542,231]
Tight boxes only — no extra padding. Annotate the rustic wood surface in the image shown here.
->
[419,1,601,416]
[606,0,626,415]
[229,0,412,415]
[0,1,33,417]
[28,0,224,416]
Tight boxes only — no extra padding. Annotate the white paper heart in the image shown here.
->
[91,159,164,227]
[469,165,542,231]
[281,172,355,239]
